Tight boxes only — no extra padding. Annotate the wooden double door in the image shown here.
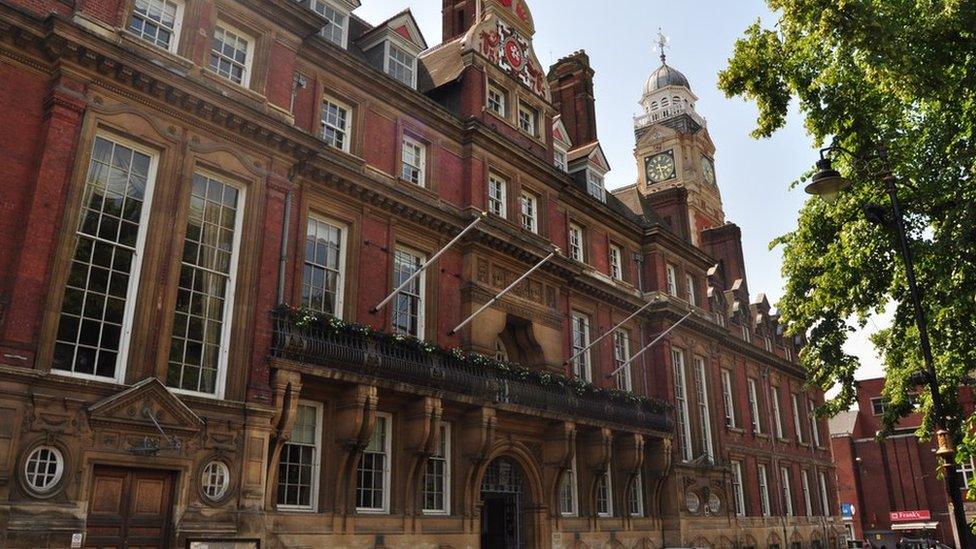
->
[85,466,175,549]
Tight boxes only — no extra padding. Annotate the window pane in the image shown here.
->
[392,249,424,337]
[210,25,250,85]
[54,137,154,379]
[277,404,320,509]
[302,217,344,316]
[129,0,181,50]
[166,174,240,395]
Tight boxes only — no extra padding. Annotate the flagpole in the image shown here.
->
[564,297,661,365]
[371,213,486,314]
[606,311,693,379]
[449,250,558,335]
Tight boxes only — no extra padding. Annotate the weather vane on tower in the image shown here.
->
[656,28,670,64]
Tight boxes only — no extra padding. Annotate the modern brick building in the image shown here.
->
[830,378,976,548]
[0,0,842,546]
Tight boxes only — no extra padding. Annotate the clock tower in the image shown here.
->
[633,41,725,245]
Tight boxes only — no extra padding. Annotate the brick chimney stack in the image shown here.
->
[442,0,479,42]
[547,50,598,146]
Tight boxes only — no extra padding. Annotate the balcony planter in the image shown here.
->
[270,306,672,432]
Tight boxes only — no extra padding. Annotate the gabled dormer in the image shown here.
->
[552,115,572,172]
[309,0,360,48]
[357,10,428,89]
[706,263,729,327]
[567,141,609,203]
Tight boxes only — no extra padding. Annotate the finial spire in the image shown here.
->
[656,28,670,64]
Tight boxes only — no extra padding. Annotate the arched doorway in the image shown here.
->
[481,457,526,549]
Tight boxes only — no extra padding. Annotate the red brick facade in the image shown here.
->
[830,378,976,547]
[0,0,841,547]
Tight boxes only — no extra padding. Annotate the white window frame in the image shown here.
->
[54,133,159,385]
[721,369,737,429]
[693,357,714,461]
[168,170,244,400]
[487,174,507,218]
[422,421,451,515]
[321,95,352,152]
[781,466,794,517]
[302,215,347,318]
[612,329,632,392]
[554,146,568,172]
[771,386,784,439]
[487,84,507,117]
[609,245,623,281]
[793,394,805,443]
[517,102,538,136]
[731,460,746,517]
[741,322,752,343]
[595,469,613,518]
[571,311,592,382]
[685,273,696,305]
[672,348,693,462]
[666,264,678,296]
[385,42,417,89]
[586,171,606,202]
[400,136,427,186]
[722,368,737,429]
[392,247,426,339]
[311,0,348,48]
[519,191,538,233]
[818,470,830,516]
[568,223,585,263]
[276,400,323,512]
[958,458,976,491]
[209,22,255,87]
[629,472,645,517]
[802,469,813,517]
[758,464,771,517]
[785,345,794,362]
[809,399,822,447]
[23,446,65,495]
[764,334,773,352]
[747,378,762,435]
[559,458,578,517]
[128,0,184,53]
[357,411,393,514]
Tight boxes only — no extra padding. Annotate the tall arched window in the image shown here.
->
[661,97,670,107]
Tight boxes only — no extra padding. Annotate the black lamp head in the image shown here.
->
[805,157,852,202]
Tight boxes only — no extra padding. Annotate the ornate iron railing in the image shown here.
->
[270,309,672,433]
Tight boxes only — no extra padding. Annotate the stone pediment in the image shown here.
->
[87,377,204,435]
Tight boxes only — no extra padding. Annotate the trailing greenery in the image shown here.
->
[719,1,976,460]
[276,304,669,414]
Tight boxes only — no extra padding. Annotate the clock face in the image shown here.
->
[701,155,716,185]
[645,151,676,183]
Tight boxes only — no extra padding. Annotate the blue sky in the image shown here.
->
[356,0,886,381]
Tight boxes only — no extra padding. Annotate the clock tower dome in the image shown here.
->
[633,40,725,245]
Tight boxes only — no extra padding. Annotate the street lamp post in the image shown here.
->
[806,146,970,548]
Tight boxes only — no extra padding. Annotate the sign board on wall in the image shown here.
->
[890,510,932,522]
[841,503,856,518]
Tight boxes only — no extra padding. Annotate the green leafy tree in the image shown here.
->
[718,1,976,453]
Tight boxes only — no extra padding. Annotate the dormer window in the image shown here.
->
[386,44,417,88]
[311,0,349,48]
[210,23,255,87]
[554,147,568,172]
[586,171,606,202]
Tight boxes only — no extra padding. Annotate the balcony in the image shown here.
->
[634,104,707,130]
[270,308,672,433]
